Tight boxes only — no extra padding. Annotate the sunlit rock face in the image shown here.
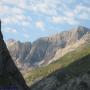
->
[25,26,90,66]
[6,40,31,72]
[6,26,90,68]
[0,21,30,90]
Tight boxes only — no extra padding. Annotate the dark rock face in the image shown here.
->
[0,21,30,90]
[31,73,90,90]
[31,55,90,90]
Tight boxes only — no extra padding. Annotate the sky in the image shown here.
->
[0,0,90,42]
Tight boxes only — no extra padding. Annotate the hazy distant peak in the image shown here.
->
[71,26,90,32]
[7,39,16,43]
[6,26,90,67]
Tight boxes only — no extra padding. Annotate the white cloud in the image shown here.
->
[65,0,76,4]
[29,0,61,16]
[74,5,90,20]
[0,5,10,14]
[65,11,75,17]
[12,7,24,14]
[65,17,79,25]
[0,0,31,28]
[51,3,90,25]
[1,0,90,34]
[22,21,30,26]
[0,3,20,18]
[2,16,19,25]
[28,0,75,16]
[15,14,25,21]
[35,21,44,30]
[1,0,19,5]
[51,15,79,25]
[29,0,90,25]
[1,9,31,27]
[1,0,29,10]
[3,28,17,34]
[52,16,65,24]
[78,12,90,20]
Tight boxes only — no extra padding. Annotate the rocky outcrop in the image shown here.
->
[25,26,90,66]
[6,26,90,68]
[6,39,31,71]
[31,55,90,90]
[31,73,90,90]
[0,21,30,90]
[6,40,31,63]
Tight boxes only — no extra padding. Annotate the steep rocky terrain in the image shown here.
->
[1,22,90,89]
[7,26,90,69]
[30,43,90,90]
[6,40,31,72]
[0,21,30,90]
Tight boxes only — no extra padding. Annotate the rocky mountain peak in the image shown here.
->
[6,25,90,67]
[71,26,90,34]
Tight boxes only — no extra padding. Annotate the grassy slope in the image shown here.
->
[26,43,90,85]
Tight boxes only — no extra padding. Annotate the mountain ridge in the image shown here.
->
[6,26,90,70]
[28,42,90,89]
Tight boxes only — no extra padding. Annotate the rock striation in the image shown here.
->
[7,26,90,68]
[25,26,90,66]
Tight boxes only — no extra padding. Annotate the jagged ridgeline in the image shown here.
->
[30,43,90,90]
[0,21,30,90]
[30,34,90,90]
[7,25,90,70]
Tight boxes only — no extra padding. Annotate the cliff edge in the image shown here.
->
[0,21,30,90]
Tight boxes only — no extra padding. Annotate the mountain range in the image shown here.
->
[6,26,90,72]
[30,43,90,90]
[3,25,90,90]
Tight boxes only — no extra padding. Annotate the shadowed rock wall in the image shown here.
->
[0,20,30,90]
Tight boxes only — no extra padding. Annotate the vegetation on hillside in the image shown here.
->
[26,43,90,85]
